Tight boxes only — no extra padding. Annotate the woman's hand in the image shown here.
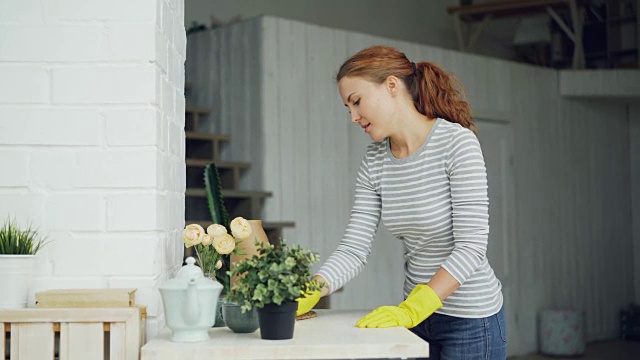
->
[295,275,329,316]
[356,284,442,328]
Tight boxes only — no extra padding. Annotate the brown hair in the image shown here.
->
[336,45,476,134]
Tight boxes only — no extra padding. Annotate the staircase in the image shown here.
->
[183,84,294,242]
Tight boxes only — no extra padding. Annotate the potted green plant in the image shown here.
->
[0,217,48,309]
[227,239,322,340]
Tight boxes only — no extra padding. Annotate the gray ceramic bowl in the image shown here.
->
[222,302,259,333]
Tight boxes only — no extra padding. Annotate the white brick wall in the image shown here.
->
[0,0,185,339]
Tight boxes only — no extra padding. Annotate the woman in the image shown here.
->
[297,45,506,359]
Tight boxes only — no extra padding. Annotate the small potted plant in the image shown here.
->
[227,239,322,340]
[0,217,48,309]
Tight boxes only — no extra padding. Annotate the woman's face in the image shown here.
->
[338,76,395,142]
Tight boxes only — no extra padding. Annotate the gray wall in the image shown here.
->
[186,16,637,356]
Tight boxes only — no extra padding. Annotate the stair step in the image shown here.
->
[186,159,250,190]
[185,107,210,114]
[186,159,250,169]
[185,108,211,132]
[186,188,271,198]
[186,188,272,220]
[185,132,230,161]
[185,132,229,141]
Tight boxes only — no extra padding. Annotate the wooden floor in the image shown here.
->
[509,340,640,360]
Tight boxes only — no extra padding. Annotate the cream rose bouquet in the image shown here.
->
[182,216,252,285]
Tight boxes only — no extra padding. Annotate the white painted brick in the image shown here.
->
[177,61,185,93]
[162,194,183,232]
[171,225,184,259]
[155,0,162,31]
[155,30,168,74]
[106,193,159,231]
[164,227,183,266]
[0,108,101,145]
[44,193,103,231]
[145,317,164,342]
[176,161,186,192]
[155,194,169,229]
[0,0,43,23]
[107,23,155,61]
[0,193,45,225]
[108,277,162,317]
[157,116,168,152]
[162,76,175,118]
[0,25,103,61]
[49,235,103,275]
[173,13,186,58]
[177,0,184,22]
[155,67,163,107]
[56,0,155,21]
[167,122,182,158]
[52,65,155,104]
[75,150,157,188]
[156,153,168,191]
[0,150,29,186]
[30,150,76,189]
[101,235,161,275]
[105,108,159,146]
[0,65,48,103]
[32,276,107,291]
[167,49,179,88]
[31,232,60,276]
[174,89,185,126]
[160,0,173,44]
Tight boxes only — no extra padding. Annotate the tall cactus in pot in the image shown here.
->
[204,163,231,291]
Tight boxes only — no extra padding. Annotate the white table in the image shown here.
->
[141,310,429,359]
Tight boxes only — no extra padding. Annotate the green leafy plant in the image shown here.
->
[0,218,48,255]
[227,239,323,312]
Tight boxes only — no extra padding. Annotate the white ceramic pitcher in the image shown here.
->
[159,257,222,342]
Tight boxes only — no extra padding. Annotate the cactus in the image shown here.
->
[204,163,231,292]
[204,163,230,231]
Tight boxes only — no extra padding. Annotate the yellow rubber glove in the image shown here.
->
[295,288,321,316]
[356,284,443,329]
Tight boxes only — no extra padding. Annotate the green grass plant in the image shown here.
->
[0,218,48,255]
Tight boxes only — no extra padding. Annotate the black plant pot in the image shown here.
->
[256,301,298,340]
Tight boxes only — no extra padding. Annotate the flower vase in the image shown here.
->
[159,257,222,342]
[222,300,259,333]
[204,272,226,327]
[0,255,36,309]
[230,220,269,288]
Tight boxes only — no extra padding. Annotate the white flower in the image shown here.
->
[213,233,235,255]
[207,224,228,238]
[215,260,223,270]
[230,217,252,239]
[182,224,205,248]
[201,234,213,246]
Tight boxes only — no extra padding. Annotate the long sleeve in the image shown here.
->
[440,129,490,285]
[316,155,381,294]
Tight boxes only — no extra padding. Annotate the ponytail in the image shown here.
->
[413,62,476,135]
[337,45,476,134]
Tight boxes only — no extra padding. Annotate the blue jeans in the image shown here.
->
[409,306,507,359]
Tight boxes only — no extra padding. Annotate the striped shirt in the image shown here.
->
[317,118,503,318]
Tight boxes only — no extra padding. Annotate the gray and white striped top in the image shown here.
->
[317,118,503,318]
